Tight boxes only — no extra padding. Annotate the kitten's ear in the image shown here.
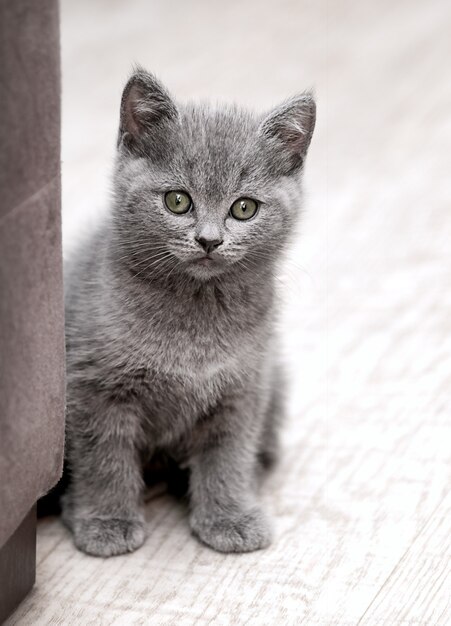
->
[258,93,316,175]
[118,68,178,153]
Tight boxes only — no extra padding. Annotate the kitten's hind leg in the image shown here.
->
[257,368,285,473]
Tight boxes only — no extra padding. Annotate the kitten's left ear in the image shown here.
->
[258,93,316,175]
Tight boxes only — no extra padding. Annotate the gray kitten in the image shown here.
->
[62,68,315,556]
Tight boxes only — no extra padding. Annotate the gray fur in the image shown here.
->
[62,68,315,556]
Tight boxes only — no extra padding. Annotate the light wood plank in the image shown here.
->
[358,493,451,625]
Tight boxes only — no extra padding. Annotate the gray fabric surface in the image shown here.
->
[0,0,64,547]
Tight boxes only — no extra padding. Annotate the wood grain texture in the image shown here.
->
[358,493,451,625]
[7,0,451,623]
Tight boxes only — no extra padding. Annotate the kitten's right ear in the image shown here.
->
[118,68,178,153]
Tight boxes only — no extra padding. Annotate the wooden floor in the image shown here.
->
[8,0,451,623]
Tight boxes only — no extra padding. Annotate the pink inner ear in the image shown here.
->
[123,84,145,138]
[260,96,316,164]
[279,119,309,153]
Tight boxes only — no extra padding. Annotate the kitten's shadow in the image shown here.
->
[143,454,190,504]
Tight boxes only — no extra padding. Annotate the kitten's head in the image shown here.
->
[112,68,315,281]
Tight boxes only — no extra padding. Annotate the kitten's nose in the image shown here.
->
[195,236,223,254]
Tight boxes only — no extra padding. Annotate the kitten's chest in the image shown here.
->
[128,284,262,376]
[108,348,238,448]
[123,363,230,440]
[99,284,269,445]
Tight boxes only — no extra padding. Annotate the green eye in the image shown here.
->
[230,197,259,221]
[164,191,192,214]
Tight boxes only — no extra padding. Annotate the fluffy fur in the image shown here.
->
[62,68,316,556]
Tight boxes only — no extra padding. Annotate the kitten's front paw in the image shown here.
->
[72,517,146,557]
[190,507,272,553]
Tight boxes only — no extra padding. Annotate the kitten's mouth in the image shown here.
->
[190,252,222,265]
[196,255,215,264]
[185,253,227,278]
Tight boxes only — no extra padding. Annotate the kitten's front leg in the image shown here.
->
[63,402,146,557]
[189,401,272,553]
